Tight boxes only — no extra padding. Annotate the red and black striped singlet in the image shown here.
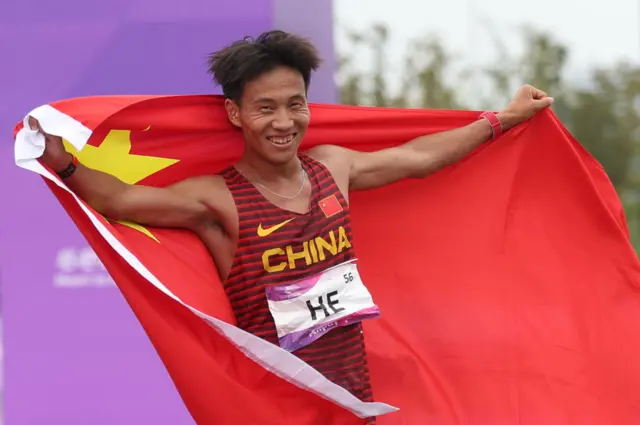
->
[221,154,374,403]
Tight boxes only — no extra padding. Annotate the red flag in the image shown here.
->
[14,95,640,425]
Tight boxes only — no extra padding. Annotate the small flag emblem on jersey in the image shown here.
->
[319,195,343,218]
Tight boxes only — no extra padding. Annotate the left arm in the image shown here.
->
[344,113,507,191]
[311,85,553,191]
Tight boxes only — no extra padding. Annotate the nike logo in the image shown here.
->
[257,218,296,237]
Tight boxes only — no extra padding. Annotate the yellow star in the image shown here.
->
[63,128,179,242]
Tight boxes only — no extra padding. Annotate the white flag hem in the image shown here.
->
[14,105,399,419]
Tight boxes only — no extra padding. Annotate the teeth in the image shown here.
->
[269,135,294,145]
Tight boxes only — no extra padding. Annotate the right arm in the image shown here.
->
[32,117,213,230]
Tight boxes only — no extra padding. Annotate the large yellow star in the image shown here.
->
[63,127,179,242]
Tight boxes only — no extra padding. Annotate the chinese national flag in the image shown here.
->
[320,194,343,218]
[13,95,640,425]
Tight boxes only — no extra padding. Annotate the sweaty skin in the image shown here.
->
[31,66,553,281]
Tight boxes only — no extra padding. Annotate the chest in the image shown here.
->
[227,183,353,289]
[211,158,353,280]
[237,192,352,265]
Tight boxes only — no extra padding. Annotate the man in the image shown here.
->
[31,30,552,413]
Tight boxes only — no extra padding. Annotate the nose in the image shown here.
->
[271,108,294,131]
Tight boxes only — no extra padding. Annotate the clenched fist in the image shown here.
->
[28,116,72,172]
[499,85,554,130]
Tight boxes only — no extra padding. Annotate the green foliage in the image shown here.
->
[337,24,640,253]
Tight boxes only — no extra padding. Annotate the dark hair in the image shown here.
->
[207,30,321,103]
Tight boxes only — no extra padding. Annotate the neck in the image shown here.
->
[236,152,302,183]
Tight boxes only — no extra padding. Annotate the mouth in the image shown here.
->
[267,133,296,148]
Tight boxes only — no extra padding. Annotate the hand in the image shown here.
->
[28,116,72,172]
[498,84,554,130]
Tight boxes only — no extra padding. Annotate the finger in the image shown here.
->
[28,116,40,131]
[535,91,549,100]
[529,86,548,99]
[534,97,554,108]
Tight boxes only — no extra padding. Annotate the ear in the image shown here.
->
[224,98,242,128]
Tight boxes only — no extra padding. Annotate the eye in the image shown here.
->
[291,102,304,108]
[259,106,274,112]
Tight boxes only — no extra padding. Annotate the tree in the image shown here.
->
[337,27,465,110]
[336,24,390,107]
[569,63,640,248]
[407,36,466,110]
[569,64,639,189]
[337,31,365,106]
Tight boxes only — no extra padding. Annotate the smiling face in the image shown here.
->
[224,65,310,166]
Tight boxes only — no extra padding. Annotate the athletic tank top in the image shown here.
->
[221,154,374,404]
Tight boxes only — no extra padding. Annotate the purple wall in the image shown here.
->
[273,0,338,104]
[0,1,335,424]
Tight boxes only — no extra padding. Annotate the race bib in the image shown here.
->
[265,260,380,352]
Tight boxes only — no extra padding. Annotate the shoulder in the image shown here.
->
[305,145,353,198]
[306,144,353,172]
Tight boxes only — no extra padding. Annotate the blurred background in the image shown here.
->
[335,0,640,252]
[0,0,638,424]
